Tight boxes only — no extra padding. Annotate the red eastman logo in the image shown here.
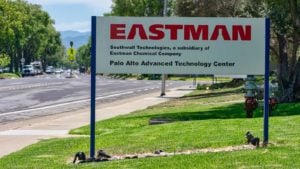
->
[110,24,251,41]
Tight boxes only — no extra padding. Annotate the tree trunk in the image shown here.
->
[277,34,290,102]
[276,32,299,102]
[294,60,300,100]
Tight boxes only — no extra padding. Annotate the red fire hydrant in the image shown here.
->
[268,98,277,116]
[244,75,258,118]
[244,97,258,118]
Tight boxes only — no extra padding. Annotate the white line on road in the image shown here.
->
[0,91,134,117]
[0,82,65,91]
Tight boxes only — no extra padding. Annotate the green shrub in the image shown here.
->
[196,84,209,90]
[0,73,20,79]
[197,79,244,90]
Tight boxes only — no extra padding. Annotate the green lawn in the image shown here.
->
[0,88,299,169]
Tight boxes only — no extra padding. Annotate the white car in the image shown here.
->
[45,66,54,74]
[22,65,36,76]
[54,68,64,74]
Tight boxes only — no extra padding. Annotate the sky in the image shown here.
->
[26,0,113,32]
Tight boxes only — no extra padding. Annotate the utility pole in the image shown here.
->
[160,0,167,96]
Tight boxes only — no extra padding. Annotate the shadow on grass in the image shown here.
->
[270,103,300,117]
[123,86,300,123]
[126,103,246,122]
[126,102,300,123]
[154,103,246,121]
[181,88,243,101]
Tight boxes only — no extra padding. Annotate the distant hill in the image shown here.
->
[60,31,90,49]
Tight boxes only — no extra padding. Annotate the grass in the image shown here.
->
[0,73,20,79]
[0,88,300,168]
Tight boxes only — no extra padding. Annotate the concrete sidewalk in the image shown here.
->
[0,87,192,158]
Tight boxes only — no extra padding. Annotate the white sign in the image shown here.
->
[95,17,266,75]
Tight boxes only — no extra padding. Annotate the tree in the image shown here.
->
[0,0,27,71]
[76,38,91,70]
[0,0,63,72]
[174,0,243,17]
[45,46,65,68]
[0,53,10,68]
[109,0,174,17]
[175,0,300,102]
[266,0,300,102]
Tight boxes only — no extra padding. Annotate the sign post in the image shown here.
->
[90,16,97,158]
[263,18,270,145]
[20,57,25,72]
[90,16,270,157]
[67,42,76,77]
[160,0,168,97]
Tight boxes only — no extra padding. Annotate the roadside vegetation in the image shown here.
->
[0,0,70,73]
[107,74,233,83]
[0,87,299,168]
[0,73,20,79]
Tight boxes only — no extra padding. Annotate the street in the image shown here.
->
[0,72,189,123]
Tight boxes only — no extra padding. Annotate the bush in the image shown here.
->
[196,84,209,90]
[197,79,244,90]
[0,73,20,79]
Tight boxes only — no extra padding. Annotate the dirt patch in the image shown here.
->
[69,144,257,164]
[111,145,256,160]
[149,118,174,125]
[35,155,55,158]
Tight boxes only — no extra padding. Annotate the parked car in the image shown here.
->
[0,67,3,73]
[31,61,43,75]
[54,68,64,74]
[2,67,9,73]
[45,66,54,74]
[79,67,86,73]
[22,65,36,76]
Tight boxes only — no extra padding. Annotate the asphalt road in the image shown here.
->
[0,73,190,123]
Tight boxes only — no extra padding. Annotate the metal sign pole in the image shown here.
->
[90,16,97,158]
[263,18,270,146]
[160,0,167,97]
